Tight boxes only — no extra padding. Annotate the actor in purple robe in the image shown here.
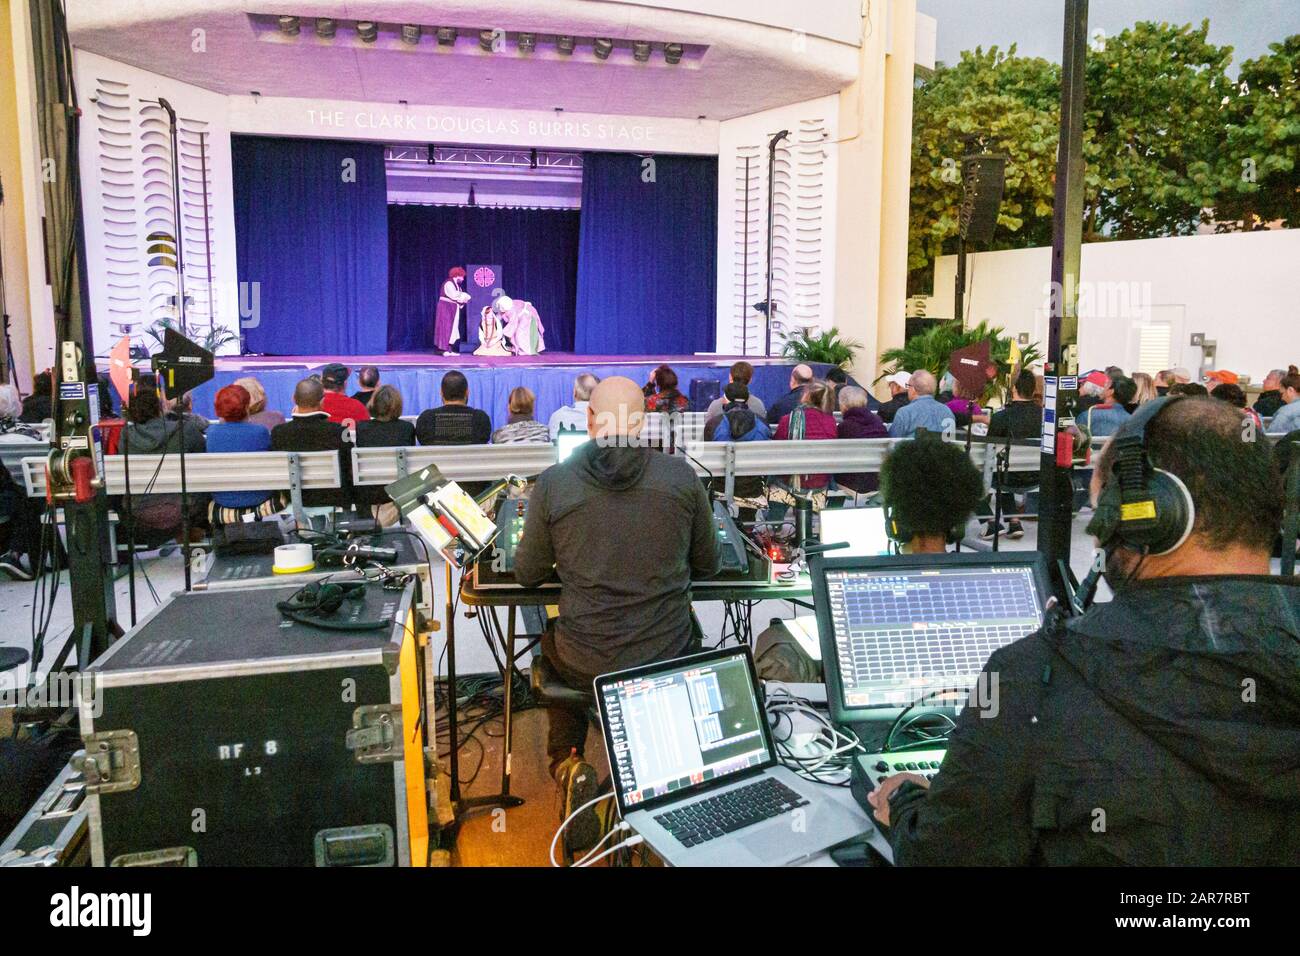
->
[434,267,471,354]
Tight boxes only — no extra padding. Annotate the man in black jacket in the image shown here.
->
[979,368,1041,540]
[869,396,1299,865]
[515,376,721,847]
[765,364,813,426]
[270,378,353,509]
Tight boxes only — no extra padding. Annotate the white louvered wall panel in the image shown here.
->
[77,52,239,357]
[717,96,839,357]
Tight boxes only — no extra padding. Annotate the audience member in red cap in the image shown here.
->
[319,363,370,425]
[205,384,284,522]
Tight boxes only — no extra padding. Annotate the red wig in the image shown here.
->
[214,384,251,423]
[448,266,466,281]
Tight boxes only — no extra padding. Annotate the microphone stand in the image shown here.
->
[763,129,789,356]
[991,429,1014,553]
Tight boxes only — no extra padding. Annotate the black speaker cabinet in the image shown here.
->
[75,582,430,867]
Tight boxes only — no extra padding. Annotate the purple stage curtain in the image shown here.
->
[387,205,578,352]
[232,136,389,355]
[575,152,717,355]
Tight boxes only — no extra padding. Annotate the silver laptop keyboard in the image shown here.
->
[653,778,808,847]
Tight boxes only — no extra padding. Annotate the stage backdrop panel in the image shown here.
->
[387,206,578,353]
[575,153,718,355]
[232,136,390,355]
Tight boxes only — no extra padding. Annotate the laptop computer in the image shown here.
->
[809,551,1051,741]
[818,507,894,557]
[594,646,868,866]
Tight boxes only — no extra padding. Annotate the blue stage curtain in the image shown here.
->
[387,205,579,352]
[575,153,717,355]
[232,136,389,355]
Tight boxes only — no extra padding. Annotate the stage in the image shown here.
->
[192,353,820,430]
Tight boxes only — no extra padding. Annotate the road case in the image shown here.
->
[76,581,430,866]
[0,753,89,867]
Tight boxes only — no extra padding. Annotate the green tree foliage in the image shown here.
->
[909,21,1298,288]
[1214,35,1300,229]
[877,320,1041,401]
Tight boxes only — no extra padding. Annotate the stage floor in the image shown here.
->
[196,353,814,430]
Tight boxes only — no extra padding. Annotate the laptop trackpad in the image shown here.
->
[736,803,846,860]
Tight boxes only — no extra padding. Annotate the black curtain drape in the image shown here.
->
[386,205,579,352]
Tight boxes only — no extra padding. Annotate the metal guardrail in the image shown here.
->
[22,451,342,498]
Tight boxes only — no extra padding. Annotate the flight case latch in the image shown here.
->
[75,730,141,793]
[345,705,400,763]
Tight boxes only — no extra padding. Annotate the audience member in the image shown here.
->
[888,370,956,438]
[416,371,492,446]
[707,383,771,443]
[877,371,912,423]
[164,391,209,435]
[1254,367,1289,419]
[205,385,283,523]
[354,385,416,520]
[879,435,984,554]
[0,384,43,580]
[19,371,52,424]
[270,378,352,509]
[319,363,370,425]
[1267,369,1300,434]
[549,372,600,439]
[1077,371,1109,412]
[514,376,720,851]
[117,387,208,546]
[234,376,285,430]
[835,386,888,494]
[644,364,689,413]
[1082,375,1136,437]
[1131,371,1158,407]
[704,361,766,424]
[769,380,839,517]
[352,366,381,407]
[946,380,990,428]
[979,368,1040,540]
[870,397,1298,865]
[1167,382,1209,398]
[493,387,551,444]
[766,364,814,426]
[1211,382,1263,432]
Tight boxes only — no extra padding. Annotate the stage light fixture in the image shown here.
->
[400,24,421,45]
[426,144,437,165]
[479,30,497,52]
[593,38,613,60]
[277,15,300,36]
[356,20,378,43]
[315,18,336,39]
[518,32,536,54]
[557,35,575,56]
[633,41,651,62]
[529,148,538,169]
[436,26,457,46]
[664,43,684,65]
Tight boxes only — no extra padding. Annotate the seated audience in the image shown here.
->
[869,397,1300,865]
[493,387,551,444]
[835,386,888,495]
[878,434,984,554]
[352,366,381,407]
[548,372,600,439]
[515,376,720,850]
[417,371,492,446]
[233,376,285,430]
[20,371,52,424]
[1254,367,1290,419]
[354,385,416,520]
[164,391,209,435]
[946,381,990,428]
[888,370,957,438]
[270,378,352,509]
[707,383,771,443]
[0,384,44,580]
[766,364,814,426]
[205,385,284,523]
[1167,381,1209,398]
[117,387,208,546]
[704,361,766,425]
[1211,381,1263,431]
[1130,371,1158,407]
[769,380,839,518]
[979,368,1041,540]
[1267,369,1300,434]
[644,364,689,414]
[1081,375,1136,437]
[319,363,370,425]
[877,371,912,423]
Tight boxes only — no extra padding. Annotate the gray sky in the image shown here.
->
[915,0,1300,68]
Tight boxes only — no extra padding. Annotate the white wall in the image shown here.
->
[74,50,240,356]
[933,230,1300,382]
[715,94,840,355]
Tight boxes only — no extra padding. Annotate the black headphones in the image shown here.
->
[276,580,390,632]
[1085,397,1196,557]
[884,501,965,549]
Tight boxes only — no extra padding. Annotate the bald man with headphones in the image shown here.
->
[868,396,1300,865]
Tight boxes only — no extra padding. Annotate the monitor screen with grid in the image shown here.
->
[823,564,1045,707]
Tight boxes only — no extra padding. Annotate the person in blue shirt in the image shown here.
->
[1082,376,1136,438]
[205,384,284,524]
[1266,370,1300,434]
[888,370,957,438]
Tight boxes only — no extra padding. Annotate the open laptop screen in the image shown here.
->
[819,507,893,557]
[554,430,590,463]
[597,650,772,811]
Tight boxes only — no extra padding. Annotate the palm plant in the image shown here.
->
[877,320,1041,400]
[780,326,862,369]
[143,317,238,355]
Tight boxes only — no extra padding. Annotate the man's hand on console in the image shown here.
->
[867,772,929,827]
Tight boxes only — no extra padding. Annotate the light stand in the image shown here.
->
[763,129,789,356]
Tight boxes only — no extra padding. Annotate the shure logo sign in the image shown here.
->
[49,886,152,936]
